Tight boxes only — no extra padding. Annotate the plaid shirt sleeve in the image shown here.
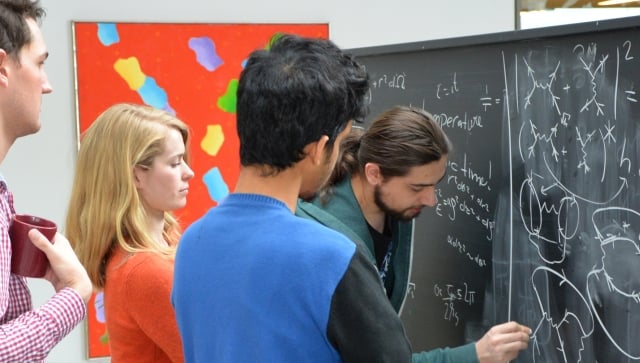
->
[0,182,87,362]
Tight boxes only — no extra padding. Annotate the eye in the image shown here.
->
[171,157,185,168]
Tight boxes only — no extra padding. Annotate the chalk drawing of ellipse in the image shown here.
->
[557,196,580,240]
[600,237,640,297]
[520,177,543,237]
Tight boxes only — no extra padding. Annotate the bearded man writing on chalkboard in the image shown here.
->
[297,105,531,363]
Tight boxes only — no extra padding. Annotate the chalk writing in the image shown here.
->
[434,282,477,326]
[357,20,640,360]
[506,37,640,361]
[446,235,488,268]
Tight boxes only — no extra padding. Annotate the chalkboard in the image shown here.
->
[350,16,640,362]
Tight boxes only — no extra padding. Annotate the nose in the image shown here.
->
[183,163,195,180]
[420,188,437,208]
[42,72,52,94]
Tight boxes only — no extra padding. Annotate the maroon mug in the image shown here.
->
[9,214,57,277]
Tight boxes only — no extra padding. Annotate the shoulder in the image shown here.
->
[106,249,173,288]
[295,216,356,250]
[297,199,362,241]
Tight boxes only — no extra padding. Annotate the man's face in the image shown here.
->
[372,157,447,221]
[299,121,352,201]
[3,18,52,140]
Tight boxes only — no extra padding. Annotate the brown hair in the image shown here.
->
[327,105,452,187]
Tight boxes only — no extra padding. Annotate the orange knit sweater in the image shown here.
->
[103,246,184,363]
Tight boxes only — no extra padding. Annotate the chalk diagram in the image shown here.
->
[506,39,640,362]
[587,207,640,360]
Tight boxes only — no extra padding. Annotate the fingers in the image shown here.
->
[495,334,530,362]
[477,321,531,363]
[492,321,531,346]
[27,229,92,303]
[493,321,531,335]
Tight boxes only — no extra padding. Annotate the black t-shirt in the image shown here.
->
[367,216,395,298]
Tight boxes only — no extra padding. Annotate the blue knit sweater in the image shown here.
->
[172,193,412,362]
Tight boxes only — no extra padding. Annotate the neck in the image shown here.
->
[350,174,386,233]
[234,165,303,213]
[147,211,168,247]
[0,127,15,165]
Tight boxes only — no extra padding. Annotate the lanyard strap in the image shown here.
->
[378,240,393,282]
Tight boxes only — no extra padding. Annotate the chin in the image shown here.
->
[394,210,419,222]
[298,190,317,202]
[20,123,42,138]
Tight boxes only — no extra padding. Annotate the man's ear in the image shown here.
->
[364,162,383,185]
[305,135,330,166]
[0,50,9,88]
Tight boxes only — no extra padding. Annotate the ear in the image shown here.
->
[132,165,146,189]
[364,162,383,185]
[0,50,9,88]
[305,135,330,166]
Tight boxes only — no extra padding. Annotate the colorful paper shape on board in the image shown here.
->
[73,21,328,359]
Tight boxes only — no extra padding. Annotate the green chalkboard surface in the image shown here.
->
[350,16,640,362]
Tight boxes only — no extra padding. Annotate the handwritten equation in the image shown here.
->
[358,21,640,357]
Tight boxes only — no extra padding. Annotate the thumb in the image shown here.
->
[28,229,55,254]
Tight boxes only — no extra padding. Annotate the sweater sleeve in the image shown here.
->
[124,255,184,362]
[327,246,413,363]
[411,342,479,363]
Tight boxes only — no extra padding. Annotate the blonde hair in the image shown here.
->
[66,103,191,289]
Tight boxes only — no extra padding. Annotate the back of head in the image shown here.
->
[236,33,369,173]
[329,105,452,186]
[0,0,44,60]
[66,103,191,289]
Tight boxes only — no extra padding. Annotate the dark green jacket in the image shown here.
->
[296,177,478,363]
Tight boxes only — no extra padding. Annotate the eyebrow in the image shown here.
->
[409,172,447,188]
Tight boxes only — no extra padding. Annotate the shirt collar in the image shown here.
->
[0,174,7,192]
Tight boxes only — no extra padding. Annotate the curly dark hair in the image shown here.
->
[236,33,370,174]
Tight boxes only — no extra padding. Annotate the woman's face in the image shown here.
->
[134,128,195,218]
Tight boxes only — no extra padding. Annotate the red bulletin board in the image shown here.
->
[72,22,328,359]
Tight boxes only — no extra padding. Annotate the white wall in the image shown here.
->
[2,0,515,361]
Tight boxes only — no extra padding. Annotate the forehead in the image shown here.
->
[160,128,186,152]
[394,157,448,184]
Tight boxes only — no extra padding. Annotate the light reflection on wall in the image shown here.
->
[520,8,640,29]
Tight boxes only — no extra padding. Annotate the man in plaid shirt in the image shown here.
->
[0,0,92,361]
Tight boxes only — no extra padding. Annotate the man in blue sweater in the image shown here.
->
[172,34,415,362]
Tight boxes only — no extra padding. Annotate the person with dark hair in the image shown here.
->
[172,34,414,362]
[0,0,92,361]
[297,105,531,363]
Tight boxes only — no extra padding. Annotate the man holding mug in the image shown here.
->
[0,0,92,361]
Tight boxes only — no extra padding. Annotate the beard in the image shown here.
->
[373,184,422,222]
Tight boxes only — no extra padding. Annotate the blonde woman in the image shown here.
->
[66,103,194,363]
